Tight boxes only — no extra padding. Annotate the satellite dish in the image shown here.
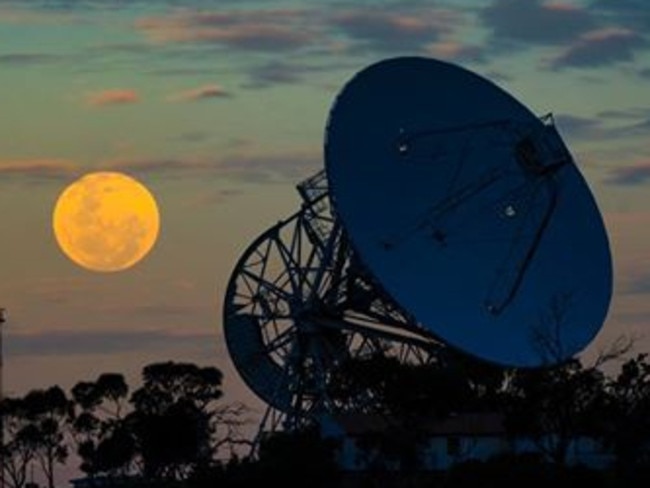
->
[222,57,614,444]
[325,57,612,367]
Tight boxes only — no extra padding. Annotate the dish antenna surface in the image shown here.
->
[325,57,612,367]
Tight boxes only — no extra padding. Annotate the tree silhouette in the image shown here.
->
[256,428,340,485]
[0,397,37,488]
[5,352,647,485]
[437,348,511,413]
[600,353,650,475]
[71,373,134,476]
[22,386,73,488]
[328,351,509,472]
[127,361,225,480]
[331,354,471,419]
[504,358,606,465]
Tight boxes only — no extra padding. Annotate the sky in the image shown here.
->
[0,0,649,472]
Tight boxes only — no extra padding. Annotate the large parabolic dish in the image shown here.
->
[325,57,612,367]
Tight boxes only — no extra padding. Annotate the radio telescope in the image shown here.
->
[222,57,612,435]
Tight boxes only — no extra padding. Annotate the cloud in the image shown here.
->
[0,52,64,65]
[549,28,647,69]
[129,304,195,318]
[245,61,305,88]
[610,121,650,140]
[135,6,465,57]
[86,88,140,106]
[183,188,244,208]
[106,158,205,177]
[553,113,605,139]
[168,84,231,102]
[0,4,80,24]
[597,107,650,120]
[426,42,485,63]
[217,152,320,183]
[6,328,215,357]
[136,10,316,52]
[623,118,650,136]
[481,0,595,46]
[624,272,650,295]
[104,150,320,183]
[0,158,76,180]
[590,0,650,30]
[552,110,650,143]
[330,9,451,52]
[243,60,338,89]
[168,131,212,144]
[604,161,650,185]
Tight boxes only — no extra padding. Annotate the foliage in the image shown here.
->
[504,358,606,465]
[21,386,73,488]
[3,350,650,486]
[0,397,38,488]
[0,361,247,485]
[192,428,341,488]
[71,373,133,476]
[257,428,340,477]
[328,351,511,471]
[599,353,650,474]
[127,361,225,480]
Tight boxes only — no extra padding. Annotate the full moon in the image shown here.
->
[53,171,160,272]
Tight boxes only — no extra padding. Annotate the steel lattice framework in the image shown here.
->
[223,170,442,443]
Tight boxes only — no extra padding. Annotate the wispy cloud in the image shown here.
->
[136,9,316,52]
[243,59,339,89]
[0,52,64,66]
[168,84,231,102]
[604,161,650,185]
[330,9,454,53]
[476,1,650,66]
[624,272,650,295]
[168,131,212,144]
[106,158,205,177]
[217,151,320,183]
[86,88,140,106]
[135,6,465,57]
[0,150,315,185]
[183,188,244,208]
[426,42,485,63]
[6,328,215,357]
[481,0,595,46]
[245,60,307,88]
[0,158,76,180]
[554,111,650,143]
[549,28,647,69]
[104,149,320,183]
[591,0,650,30]
[0,4,79,24]
[597,107,650,121]
[553,113,606,140]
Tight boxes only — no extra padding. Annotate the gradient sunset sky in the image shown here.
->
[1,0,649,429]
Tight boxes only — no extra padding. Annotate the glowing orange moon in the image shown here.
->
[53,171,160,272]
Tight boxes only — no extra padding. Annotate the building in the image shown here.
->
[321,412,614,471]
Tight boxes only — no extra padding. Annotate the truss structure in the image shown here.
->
[222,170,443,452]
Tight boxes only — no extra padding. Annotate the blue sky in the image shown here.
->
[0,0,649,457]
